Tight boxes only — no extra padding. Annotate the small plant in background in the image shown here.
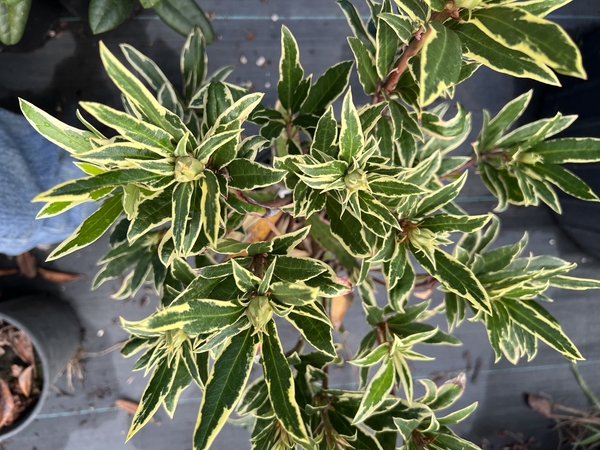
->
[17,0,600,448]
[0,0,214,46]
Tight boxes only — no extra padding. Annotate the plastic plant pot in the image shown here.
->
[0,295,80,440]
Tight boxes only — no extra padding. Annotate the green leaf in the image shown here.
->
[326,196,371,257]
[271,227,311,255]
[163,356,193,418]
[376,1,398,79]
[172,182,194,254]
[270,282,319,306]
[195,130,241,162]
[379,13,413,44]
[348,37,379,96]
[0,1,31,45]
[339,89,365,163]
[200,170,221,245]
[359,104,386,136]
[518,0,571,17]
[127,358,177,439]
[420,23,462,107]
[419,214,490,233]
[203,82,234,128]
[213,93,264,129]
[550,275,600,291]
[227,159,285,190]
[527,138,600,164]
[261,321,312,445]
[99,42,175,135]
[127,189,171,242]
[503,300,582,361]
[153,0,215,44]
[47,193,123,261]
[140,0,161,7]
[415,249,491,314]
[350,344,390,367]
[528,163,599,201]
[286,311,336,358]
[120,43,171,92]
[78,142,166,163]
[438,402,478,425]
[89,0,133,34]
[231,260,260,292]
[297,160,348,178]
[452,22,559,86]
[271,255,328,282]
[124,300,245,335]
[193,328,257,450]
[470,5,585,79]
[353,357,395,424]
[20,99,95,154]
[429,428,481,450]
[415,172,468,217]
[370,178,425,198]
[181,26,207,101]
[393,0,427,22]
[482,90,532,149]
[478,234,527,274]
[278,25,304,111]
[80,102,174,152]
[306,215,359,271]
[300,61,354,115]
[338,0,375,53]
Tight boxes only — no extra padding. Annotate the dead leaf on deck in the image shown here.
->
[115,398,138,415]
[526,393,553,418]
[10,331,34,366]
[38,268,83,283]
[0,380,15,428]
[17,366,33,398]
[116,398,155,422]
[330,294,352,332]
[15,252,37,279]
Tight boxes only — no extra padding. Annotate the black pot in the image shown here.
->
[0,295,80,440]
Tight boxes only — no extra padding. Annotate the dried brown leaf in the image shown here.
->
[527,393,554,418]
[17,366,34,398]
[15,252,37,279]
[0,269,18,277]
[11,331,34,366]
[243,211,283,243]
[116,398,155,422]
[38,267,83,283]
[0,379,15,428]
[10,365,22,378]
[115,398,138,415]
[330,294,352,332]
[413,287,433,300]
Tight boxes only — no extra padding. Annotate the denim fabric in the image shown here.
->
[0,108,94,255]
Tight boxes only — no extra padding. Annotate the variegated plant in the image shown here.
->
[20,1,600,449]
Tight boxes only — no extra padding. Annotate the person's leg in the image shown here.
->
[0,107,94,255]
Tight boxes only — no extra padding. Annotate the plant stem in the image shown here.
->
[382,26,431,96]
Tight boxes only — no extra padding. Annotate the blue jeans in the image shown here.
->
[0,107,94,255]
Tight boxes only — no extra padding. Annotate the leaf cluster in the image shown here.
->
[0,0,214,46]
[20,1,600,449]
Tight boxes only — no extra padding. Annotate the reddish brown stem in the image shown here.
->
[382,26,431,96]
